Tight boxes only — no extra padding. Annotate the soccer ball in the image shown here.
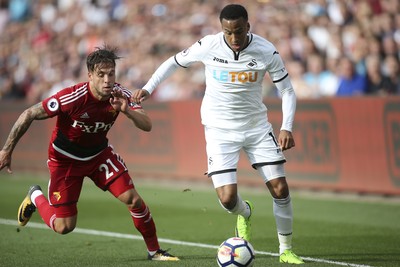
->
[216,237,255,267]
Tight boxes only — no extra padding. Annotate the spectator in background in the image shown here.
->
[303,53,338,98]
[286,60,311,99]
[336,56,367,96]
[320,56,340,97]
[365,54,393,96]
[9,0,31,22]
[382,55,400,94]
[0,0,399,102]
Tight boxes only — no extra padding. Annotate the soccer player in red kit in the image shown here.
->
[0,46,179,261]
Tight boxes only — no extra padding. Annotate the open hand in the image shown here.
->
[110,88,128,113]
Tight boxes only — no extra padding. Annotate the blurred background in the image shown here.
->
[1,0,400,196]
[0,0,399,103]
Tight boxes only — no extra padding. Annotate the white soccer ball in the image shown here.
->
[216,237,255,267]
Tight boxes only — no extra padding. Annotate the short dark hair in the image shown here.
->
[219,4,248,22]
[86,45,121,72]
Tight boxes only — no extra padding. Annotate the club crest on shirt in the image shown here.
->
[247,59,258,69]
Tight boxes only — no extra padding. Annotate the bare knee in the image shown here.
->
[118,189,142,209]
[53,218,76,235]
[54,224,75,235]
[220,194,237,209]
[127,196,142,210]
[266,177,289,199]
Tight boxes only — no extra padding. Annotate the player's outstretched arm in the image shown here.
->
[131,56,180,104]
[131,89,150,104]
[0,102,50,173]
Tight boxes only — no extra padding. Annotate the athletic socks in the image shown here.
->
[273,195,293,254]
[219,194,251,218]
[129,201,159,252]
[31,187,160,251]
[30,190,43,206]
[32,193,57,231]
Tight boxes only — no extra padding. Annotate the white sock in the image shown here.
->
[273,195,293,254]
[219,195,251,218]
[30,190,43,207]
[148,250,157,256]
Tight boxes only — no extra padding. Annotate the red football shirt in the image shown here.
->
[42,82,140,160]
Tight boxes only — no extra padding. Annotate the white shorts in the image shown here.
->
[205,122,286,185]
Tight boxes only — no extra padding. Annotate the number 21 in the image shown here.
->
[99,159,119,180]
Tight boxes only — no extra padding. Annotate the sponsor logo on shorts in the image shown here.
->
[53,192,61,201]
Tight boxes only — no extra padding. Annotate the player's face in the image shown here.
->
[88,63,116,101]
[221,18,250,52]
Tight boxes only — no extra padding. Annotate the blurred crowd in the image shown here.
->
[0,0,399,103]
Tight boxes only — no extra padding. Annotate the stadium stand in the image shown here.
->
[0,0,399,103]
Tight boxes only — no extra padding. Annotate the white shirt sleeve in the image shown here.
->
[142,56,179,94]
[275,76,296,132]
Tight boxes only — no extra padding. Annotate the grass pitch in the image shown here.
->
[0,172,399,267]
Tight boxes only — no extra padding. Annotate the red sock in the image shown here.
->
[34,195,56,231]
[129,201,159,252]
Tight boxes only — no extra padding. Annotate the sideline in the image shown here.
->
[0,218,374,267]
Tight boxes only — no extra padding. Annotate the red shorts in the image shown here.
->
[47,146,134,215]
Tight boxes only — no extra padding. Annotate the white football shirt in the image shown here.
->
[143,32,296,131]
[175,32,291,130]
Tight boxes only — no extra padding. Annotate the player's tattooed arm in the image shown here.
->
[1,102,50,153]
[0,103,50,173]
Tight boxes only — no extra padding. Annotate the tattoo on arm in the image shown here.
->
[30,102,50,120]
[2,103,49,152]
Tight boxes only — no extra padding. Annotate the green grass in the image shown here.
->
[1,172,400,266]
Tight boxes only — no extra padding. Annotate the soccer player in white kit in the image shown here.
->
[132,4,304,264]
